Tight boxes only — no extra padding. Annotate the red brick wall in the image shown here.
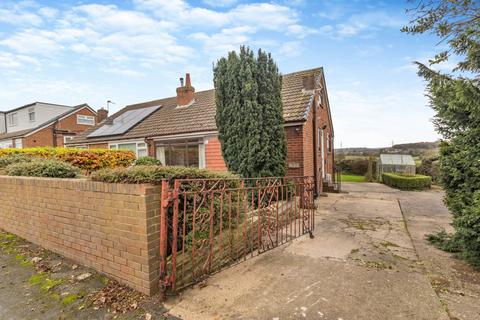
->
[23,124,55,148]
[23,107,97,148]
[88,143,109,149]
[0,176,161,295]
[285,125,304,177]
[205,136,228,172]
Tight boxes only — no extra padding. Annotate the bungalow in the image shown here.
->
[0,102,103,149]
[68,67,335,193]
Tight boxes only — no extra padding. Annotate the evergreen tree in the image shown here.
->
[214,46,287,178]
[403,0,480,266]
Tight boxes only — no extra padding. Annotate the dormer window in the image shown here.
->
[28,107,35,122]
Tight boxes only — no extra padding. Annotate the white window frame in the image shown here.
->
[7,113,18,127]
[77,114,95,125]
[154,139,206,169]
[108,141,148,158]
[63,136,75,145]
[28,107,35,122]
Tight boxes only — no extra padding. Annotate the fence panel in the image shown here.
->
[159,176,316,295]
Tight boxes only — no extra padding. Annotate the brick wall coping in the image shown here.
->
[0,175,158,195]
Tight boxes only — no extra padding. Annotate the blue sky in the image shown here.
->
[0,0,446,147]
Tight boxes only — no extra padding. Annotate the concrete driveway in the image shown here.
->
[166,183,480,320]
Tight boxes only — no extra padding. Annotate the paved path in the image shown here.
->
[166,183,480,320]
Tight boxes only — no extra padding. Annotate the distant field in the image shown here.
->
[341,174,366,182]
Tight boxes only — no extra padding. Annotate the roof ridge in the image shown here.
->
[282,67,323,77]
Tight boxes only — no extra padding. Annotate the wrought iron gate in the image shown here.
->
[159,176,316,296]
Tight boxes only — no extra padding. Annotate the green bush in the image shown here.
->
[0,154,33,168]
[336,158,377,176]
[5,159,81,178]
[417,155,440,183]
[91,165,236,184]
[0,147,135,172]
[382,173,431,190]
[134,156,161,166]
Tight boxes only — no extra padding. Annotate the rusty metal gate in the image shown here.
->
[158,176,316,296]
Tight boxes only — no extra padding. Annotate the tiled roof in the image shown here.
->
[70,67,323,144]
[0,129,31,141]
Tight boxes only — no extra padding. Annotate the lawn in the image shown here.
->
[341,174,366,182]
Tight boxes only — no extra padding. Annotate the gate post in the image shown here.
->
[159,179,170,300]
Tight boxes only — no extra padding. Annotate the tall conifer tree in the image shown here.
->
[214,46,287,178]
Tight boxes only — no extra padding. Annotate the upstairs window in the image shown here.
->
[7,113,17,127]
[28,107,35,122]
[327,133,332,152]
[77,115,95,125]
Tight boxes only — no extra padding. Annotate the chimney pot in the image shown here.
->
[180,77,184,87]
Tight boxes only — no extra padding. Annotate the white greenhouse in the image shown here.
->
[377,154,416,180]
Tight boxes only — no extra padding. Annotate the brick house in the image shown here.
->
[68,67,335,193]
[0,102,103,149]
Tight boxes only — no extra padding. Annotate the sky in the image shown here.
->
[0,0,447,147]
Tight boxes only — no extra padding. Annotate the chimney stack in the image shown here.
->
[97,108,109,123]
[176,73,195,107]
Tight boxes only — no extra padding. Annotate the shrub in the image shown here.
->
[336,158,377,176]
[5,159,81,178]
[91,165,236,184]
[134,156,161,166]
[382,173,431,190]
[417,155,440,183]
[0,147,135,172]
[0,154,33,168]
[92,165,242,255]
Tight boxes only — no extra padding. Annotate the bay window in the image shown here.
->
[155,139,205,168]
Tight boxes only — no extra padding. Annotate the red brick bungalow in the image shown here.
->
[68,67,335,193]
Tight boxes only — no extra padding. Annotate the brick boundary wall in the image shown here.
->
[0,176,161,295]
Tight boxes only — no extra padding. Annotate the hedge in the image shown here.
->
[5,159,81,178]
[382,173,431,190]
[91,165,237,184]
[0,147,135,172]
[92,166,242,256]
[134,156,161,166]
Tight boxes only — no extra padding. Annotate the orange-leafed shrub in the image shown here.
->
[0,147,135,172]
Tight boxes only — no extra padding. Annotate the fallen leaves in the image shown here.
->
[91,281,145,314]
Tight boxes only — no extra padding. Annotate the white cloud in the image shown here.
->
[191,26,256,56]
[333,11,405,38]
[0,52,39,69]
[203,0,237,7]
[102,67,146,78]
[0,29,64,55]
[278,40,301,58]
[38,7,58,19]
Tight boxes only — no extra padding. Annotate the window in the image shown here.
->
[14,138,22,149]
[64,136,74,144]
[28,107,35,122]
[156,139,204,168]
[7,113,17,127]
[0,140,13,149]
[77,115,95,125]
[327,133,332,152]
[109,141,148,158]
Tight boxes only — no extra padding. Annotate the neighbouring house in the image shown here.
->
[68,68,335,194]
[0,102,105,149]
[377,154,416,180]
